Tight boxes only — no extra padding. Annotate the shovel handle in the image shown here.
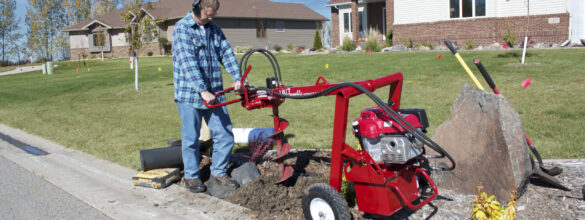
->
[444,39,458,55]
[474,60,500,94]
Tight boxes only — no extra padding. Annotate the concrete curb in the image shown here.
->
[0,123,251,220]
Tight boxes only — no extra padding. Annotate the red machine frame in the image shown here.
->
[205,65,437,216]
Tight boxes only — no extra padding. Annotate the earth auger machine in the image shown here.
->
[204,49,456,219]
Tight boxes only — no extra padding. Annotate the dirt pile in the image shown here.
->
[196,150,585,219]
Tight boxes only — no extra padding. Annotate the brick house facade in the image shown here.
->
[327,0,584,48]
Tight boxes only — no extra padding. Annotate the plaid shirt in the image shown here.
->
[173,13,241,109]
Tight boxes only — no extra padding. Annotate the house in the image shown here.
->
[326,0,585,48]
[63,0,328,59]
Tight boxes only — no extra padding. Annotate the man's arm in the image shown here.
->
[215,27,241,89]
[173,24,208,94]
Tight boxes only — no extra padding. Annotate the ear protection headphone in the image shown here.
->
[192,0,201,16]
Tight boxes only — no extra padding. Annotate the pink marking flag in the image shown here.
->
[503,44,509,50]
[366,49,371,54]
[76,68,79,72]
[521,77,531,88]
[437,54,443,59]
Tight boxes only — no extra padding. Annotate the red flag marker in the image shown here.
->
[521,77,531,88]
[76,68,79,72]
[366,49,371,54]
[97,61,100,64]
[114,66,117,70]
[73,65,76,68]
[437,54,443,59]
[503,44,509,50]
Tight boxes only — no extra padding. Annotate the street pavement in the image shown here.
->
[0,155,112,220]
[0,124,251,219]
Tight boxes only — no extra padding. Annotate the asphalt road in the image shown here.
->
[0,154,111,220]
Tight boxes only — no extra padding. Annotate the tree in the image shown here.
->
[25,0,67,62]
[120,0,164,91]
[93,0,119,17]
[313,30,323,50]
[0,0,20,66]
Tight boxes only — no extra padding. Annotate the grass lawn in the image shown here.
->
[0,49,583,170]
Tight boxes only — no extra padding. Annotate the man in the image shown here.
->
[172,0,241,193]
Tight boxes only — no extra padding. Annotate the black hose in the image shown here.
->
[252,83,456,171]
[239,49,282,86]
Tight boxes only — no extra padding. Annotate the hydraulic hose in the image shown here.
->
[251,83,456,171]
[239,49,282,86]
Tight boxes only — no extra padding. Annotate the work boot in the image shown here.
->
[212,174,239,189]
[185,178,206,193]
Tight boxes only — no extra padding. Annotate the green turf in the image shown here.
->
[0,49,583,170]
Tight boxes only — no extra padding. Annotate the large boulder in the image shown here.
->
[432,84,532,200]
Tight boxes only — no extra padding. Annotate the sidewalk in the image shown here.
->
[0,124,251,220]
[0,65,43,76]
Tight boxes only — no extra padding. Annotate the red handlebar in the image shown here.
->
[203,65,253,108]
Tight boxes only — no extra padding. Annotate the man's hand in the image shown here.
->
[200,91,216,104]
[232,81,241,91]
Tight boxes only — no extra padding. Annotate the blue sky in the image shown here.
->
[13,0,332,34]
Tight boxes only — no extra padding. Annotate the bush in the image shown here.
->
[286,43,294,51]
[422,42,435,50]
[295,46,305,53]
[364,28,382,52]
[502,22,516,48]
[273,44,282,52]
[400,36,414,48]
[313,30,323,49]
[234,46,253,54]
[465,40,475,50]
[385,28,393,47]
[147,51,154,56]
[340,36,356,51]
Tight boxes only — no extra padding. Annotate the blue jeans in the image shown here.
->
[177,102,234,180]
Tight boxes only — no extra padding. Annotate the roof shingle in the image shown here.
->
[65,0,328,31]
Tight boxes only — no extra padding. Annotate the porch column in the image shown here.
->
[386,0,394,44]
[331,7,340,48]
[352,0,359,42]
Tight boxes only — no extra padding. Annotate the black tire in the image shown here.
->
[302,183,351,220]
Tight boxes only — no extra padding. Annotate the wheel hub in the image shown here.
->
[309,198,335,220]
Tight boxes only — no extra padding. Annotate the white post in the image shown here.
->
[130,57,134,69]
[521,35,528,64]
[135,57,139,91]
[101,51,104,62]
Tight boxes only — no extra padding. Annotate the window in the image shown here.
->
[93,33,106,47]
[450,0,485,18]
[234,20,240,27]
[476,0,486,16]
[276,21,285,32]
[256,20,266,39]
[359,11,364,32]
[343,12,351,33]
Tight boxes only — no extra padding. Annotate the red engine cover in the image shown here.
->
[354,107,422,138]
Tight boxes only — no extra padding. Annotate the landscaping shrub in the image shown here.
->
[273,44,282,52]
[502,22,516,48]
[295,46,305,53]
[364,28,382,52]
[340,36,356,51]
[286,43,294,51]
[422,42,435,50]
[465,40,475,50]
[147,51,154,56]
[385,28,393,47]
[313,30,323,50]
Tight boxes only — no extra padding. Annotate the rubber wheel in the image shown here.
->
[302,183,350,220]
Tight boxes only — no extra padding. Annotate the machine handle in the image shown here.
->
[203,65,253,108]
[203,86,241,108]
[444,39,457,55]
[387,168,438,210]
